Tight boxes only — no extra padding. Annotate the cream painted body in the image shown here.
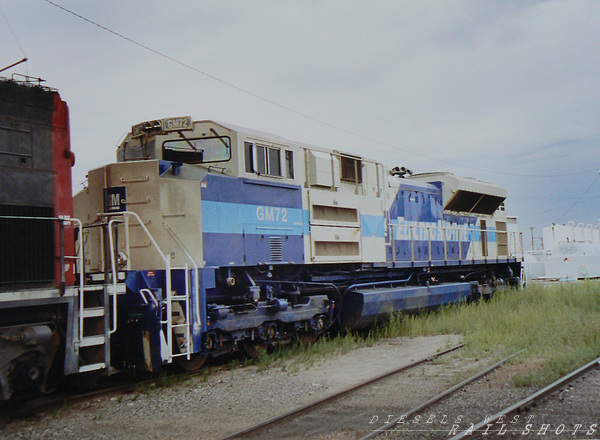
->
[75,119,520,273]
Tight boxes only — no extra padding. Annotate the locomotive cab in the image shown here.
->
[75,118,335,372]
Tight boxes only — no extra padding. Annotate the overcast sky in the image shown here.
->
[1,1,599,246]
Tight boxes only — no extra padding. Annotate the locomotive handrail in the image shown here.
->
[344,273,414,294]
[100,211,177,362]
[139,288,159,308]
[162,223,204,334]
[100,211,169,262]
[69,217,85,296]
[389,223,524,263]
[101,210,172,317]
[107,219,122,335]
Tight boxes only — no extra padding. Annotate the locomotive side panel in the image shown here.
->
[0,81,65,289]
[303,150,387,263]
[201,174,305,267]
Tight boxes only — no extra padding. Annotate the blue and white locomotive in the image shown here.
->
[74,117,522,373]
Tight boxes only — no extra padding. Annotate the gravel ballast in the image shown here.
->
[1,335,598,440]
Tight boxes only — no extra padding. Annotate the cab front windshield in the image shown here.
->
[162,136,231,164]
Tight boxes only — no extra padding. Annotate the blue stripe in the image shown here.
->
[360,214,385,238]
[202,201,305,235]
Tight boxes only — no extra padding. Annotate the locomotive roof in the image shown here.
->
[211,120,293,145]
[209,120,377,161]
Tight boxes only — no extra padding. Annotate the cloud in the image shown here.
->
[1,0,598,231]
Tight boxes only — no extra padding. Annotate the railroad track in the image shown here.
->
[448,355,600,439]
[0,380,145,421]
[218,343,466,440]
[361,350,525,440]
[0,366,208,421]
[361,353,600,440]
[0,343,463,425]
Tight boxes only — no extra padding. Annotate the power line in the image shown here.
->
[0,3,28,60]
[41,0,598,178]
[511,192,600,201]
[554,173,600,223]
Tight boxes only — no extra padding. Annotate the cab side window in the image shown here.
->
[285,150,294,178]
[340,155,362,184]
[245,141,293,179]
[244,142,254,173]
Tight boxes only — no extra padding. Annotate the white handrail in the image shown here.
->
[101,211,170,265]
[107,219,121,335]
[388,222,524,262]
[139,288,159,308]
[162,223,202,335]
[102,211,172,345]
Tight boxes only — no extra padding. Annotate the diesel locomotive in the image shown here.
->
[0,77,523,400]
[0,76,114,401]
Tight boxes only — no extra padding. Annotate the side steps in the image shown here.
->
[78,285,109,373]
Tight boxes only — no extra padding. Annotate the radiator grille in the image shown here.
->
[269,236,283,262]
[0,204,55,287]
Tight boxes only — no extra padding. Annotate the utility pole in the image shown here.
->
[529,227,535,250]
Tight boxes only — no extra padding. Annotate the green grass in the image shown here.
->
[374,280,600,387]
[204,281,600,390]
[252,331,377,372]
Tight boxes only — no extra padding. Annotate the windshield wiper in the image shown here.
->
[210,128,230,149]
[176,130,199,151]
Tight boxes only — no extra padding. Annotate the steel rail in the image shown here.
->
[0,366,210,421]
[217,343,464,440]
[4,363,223,422]
[448,355,600,440]
[0,344,460,423]
[360,349,526,440]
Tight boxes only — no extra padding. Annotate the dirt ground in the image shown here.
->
[1,334,596,440]
[0,335,461,439]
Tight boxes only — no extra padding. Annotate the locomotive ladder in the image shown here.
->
[161,222,203,364]
[77,283,117,373]
[99,211,195,365]
[162,265,192,362]
[76,216,122,374]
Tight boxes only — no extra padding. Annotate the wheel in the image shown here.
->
[242,340,268,359]
[176,353,208,371]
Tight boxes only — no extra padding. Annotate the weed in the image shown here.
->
[379,281,600,388]
[135,382,156,396]
[251,281,600,388]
